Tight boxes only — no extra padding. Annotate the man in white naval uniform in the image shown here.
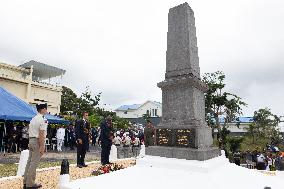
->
[56,125,65,152]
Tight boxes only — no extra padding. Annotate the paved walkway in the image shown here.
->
[0,145,101,164]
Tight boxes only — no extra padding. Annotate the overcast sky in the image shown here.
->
[0,0,283,116]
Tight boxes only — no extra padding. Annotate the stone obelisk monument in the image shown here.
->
[146,2,220,160]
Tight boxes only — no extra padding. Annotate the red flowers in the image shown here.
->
[92,163,124,176]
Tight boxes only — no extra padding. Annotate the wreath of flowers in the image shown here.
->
[92,163,124,176]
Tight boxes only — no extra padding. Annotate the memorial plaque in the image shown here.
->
[156,129,195,147]
[156,129,172,146]
[176,129,191,147]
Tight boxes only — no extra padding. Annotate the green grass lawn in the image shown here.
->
[0,159,99,178]
[0,163,18,178]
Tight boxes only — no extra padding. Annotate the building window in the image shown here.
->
[152,109,155,117]
[146,110,149,116]
[124,111,127,114]
[155,109,157,116]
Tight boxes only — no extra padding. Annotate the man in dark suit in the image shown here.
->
[66,123,76,150]
[100,116,114,165]
[75,112,90,168]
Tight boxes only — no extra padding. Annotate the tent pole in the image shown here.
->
[3,120,6,154]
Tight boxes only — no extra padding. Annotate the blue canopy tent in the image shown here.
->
[0,87,69,124]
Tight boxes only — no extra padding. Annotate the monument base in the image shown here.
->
[146,146,220,161]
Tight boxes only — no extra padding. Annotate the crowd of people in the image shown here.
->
[233,147,284,171]
[0,118,154,157]
[71,112,155,167]
[0,122,29,153]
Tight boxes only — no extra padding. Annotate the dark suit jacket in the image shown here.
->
[75,119,90,143]
[99,121,113,147]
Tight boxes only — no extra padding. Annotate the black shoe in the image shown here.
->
[82,164,88,167]
[77,164,83,168]
[26,183,42,189]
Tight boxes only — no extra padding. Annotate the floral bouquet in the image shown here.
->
[92,163,124,176]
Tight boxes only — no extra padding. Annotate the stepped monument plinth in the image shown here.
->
[146,2,220,160]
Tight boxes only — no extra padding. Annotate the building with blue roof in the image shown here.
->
[115,100,162,119]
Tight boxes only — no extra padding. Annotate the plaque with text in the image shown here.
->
[156,128,195,147]
[156,129,172,146]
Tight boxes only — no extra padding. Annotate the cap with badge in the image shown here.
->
[36,103,47,111]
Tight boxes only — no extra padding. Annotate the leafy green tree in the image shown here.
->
[76,86,101,116]
[142,113,151,122]
[95,107,116,118]
[89,111,130,130]
[218,127,230,149]
[202,71,247,147]
[250,108,281,145]
[60,86,78,114]
[246,124,258,144]
[227,137,244,153]
[88,114,103,128]
[112,116,131,130]
[60,85,130,129]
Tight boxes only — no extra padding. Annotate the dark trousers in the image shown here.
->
[8,137,17,153]
[21,138,29,150]
[86,143,90,152]
[257,162,266,170]
[92,137,97,146]
[77,142,87,165]
[69,139,75,150]
[234,159,241,166]
[101,144,111,164]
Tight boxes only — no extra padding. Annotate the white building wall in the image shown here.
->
[116,110,139,119]
[137,101,161,117]
[0,62,62,114]
[115,101,162,119]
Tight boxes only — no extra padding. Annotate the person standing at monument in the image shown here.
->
[256,152,266,170]
[132,133,140,157]
[122,132,131,158]
[144,120,155,147]
[23,103,48,189]
[66,123,76,150]
[233,151,241,166]
[100,116,114,165]
[8,123,18,153]
[56,125,65,152]
[113,131,122,159]
[75,112,90,168]
[21,123,29,150]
